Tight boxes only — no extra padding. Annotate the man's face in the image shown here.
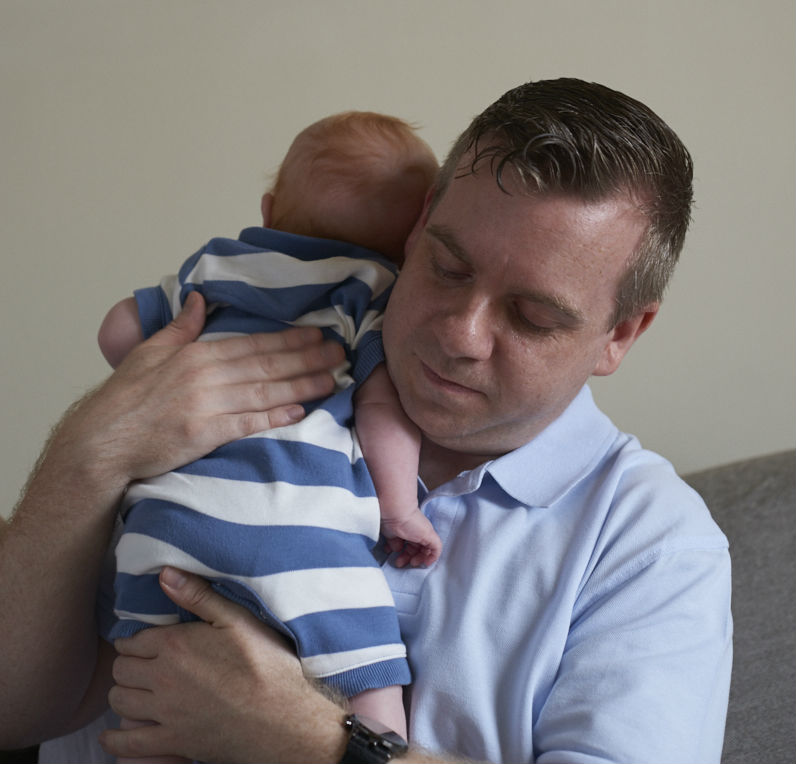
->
[382,164,651,463]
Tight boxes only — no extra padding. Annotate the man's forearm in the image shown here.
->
[102,569,472,764]
[0,396,124,747]
[0,299,347,748]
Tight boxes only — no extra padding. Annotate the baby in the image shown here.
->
[98,111,441,748]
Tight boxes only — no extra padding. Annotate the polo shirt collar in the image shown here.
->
[482,385,618,508]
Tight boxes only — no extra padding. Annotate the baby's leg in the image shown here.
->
[116,717,189,764]
[348,685,407,739]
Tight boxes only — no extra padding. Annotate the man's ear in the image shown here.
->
[420,185,437,223]
[592,304,659,377]
[260,192,274,227]
[403,186,437,260]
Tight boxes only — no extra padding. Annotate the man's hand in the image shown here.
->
[100,569,349,764]
[70,291,345,487]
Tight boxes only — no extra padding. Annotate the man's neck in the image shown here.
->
[418,437,494,491]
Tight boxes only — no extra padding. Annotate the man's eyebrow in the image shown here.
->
[427,224,472,264]
[522,290,585,327]
[426,223,585,327]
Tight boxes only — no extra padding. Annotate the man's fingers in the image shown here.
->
[107,684,156,723]
[251,336,345,382]
[199,325,335,361]
[114,630,162,660]
[144,294,347,386]
[206,333,345,383]
[221,371,336,416]
[111,651,159,692]
[99,720,174,759]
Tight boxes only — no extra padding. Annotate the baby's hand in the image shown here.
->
[381,510,442,568]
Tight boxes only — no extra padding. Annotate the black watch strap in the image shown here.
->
[339,714,409,763]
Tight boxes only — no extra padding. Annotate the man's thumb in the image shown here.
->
[154,291,206,346]
[159,567,230,626]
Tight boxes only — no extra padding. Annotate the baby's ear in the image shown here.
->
[260,192,274,227]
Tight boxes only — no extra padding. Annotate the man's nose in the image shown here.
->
[434,290,495,361]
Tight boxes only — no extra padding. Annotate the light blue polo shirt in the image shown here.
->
[383,385,732,763]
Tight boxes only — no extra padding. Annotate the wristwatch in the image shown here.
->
[339,714,409,763]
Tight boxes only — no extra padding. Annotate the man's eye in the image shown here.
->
[431,254,468,281]
[514,304,558,335]
[520,319,555,335]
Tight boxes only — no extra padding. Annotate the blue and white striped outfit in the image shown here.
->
[109,226,411,696]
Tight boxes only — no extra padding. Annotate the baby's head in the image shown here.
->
[266,112,438,264]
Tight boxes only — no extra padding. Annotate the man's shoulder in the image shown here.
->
[597,436,728,553]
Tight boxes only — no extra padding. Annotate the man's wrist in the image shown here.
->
[261,693,349,764]
[328,711,351,764]
[290,709,409,764]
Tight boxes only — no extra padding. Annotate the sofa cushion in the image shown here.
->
[684,450,795,764]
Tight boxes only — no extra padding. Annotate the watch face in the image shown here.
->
[374,728,408,753]
[343,714,409,762]
[353,715,399,737]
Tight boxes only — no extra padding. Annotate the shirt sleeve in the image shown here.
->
[307,258,394,388]
[535,542,732,763]
[134,273,182,340]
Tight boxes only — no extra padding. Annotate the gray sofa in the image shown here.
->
[2,451,794,764]
[684,449,795,763]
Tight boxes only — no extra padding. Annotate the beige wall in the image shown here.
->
[2,0,794,519]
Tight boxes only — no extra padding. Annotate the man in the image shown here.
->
[0,79,731,763]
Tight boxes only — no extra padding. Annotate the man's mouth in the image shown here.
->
[420,361,482,397]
